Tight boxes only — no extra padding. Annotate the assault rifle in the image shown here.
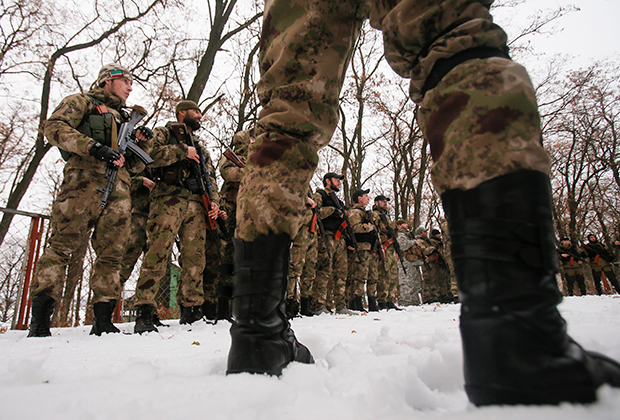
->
[223,147,245,169]
[328,190,361,263]
[367,211,385,262]
[377,212,407,274]
[309,191,331,259]
[556,245,584,263]
[97,106,154,208]
[170,123,222,264]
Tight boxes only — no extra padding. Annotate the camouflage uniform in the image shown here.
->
[32,87,150,304]
[397,228,424,305]
[418,232,451,303]
[135,121,219,308]
[557,243,587,296]
[347,203,375,300]
[440,219,458,298]
[312,188,348,312]
[235,0,550,244]
[119,173,152,285]
[583,239,620,295]
[288,201,318,302]
[372,206,399,305]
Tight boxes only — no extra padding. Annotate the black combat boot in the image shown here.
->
[27,295,56,338]
[441,170,620,406]
[367,297,379,312]
[299,297,315,317]
[227,234,314,376]
[217,296,232,321]
[179,305,202,325]
[285,298,299,319]
[202,300,217,322]
[152,311,168,328]
[134,304,158,334]
[386,301,403,311]
[90,300,121,335]
[352,296,367,312]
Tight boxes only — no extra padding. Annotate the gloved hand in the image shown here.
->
[333,208,344,218]
[89,142,121,164]
[134,126,154,140]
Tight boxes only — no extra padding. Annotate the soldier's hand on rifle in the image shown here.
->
[134,126,153,142]
[142,177,155,190]
[208,202,220,220]
[186,146,200,163]
[306,197,317,208]
[218,210,228,221]
[89,142,124,167]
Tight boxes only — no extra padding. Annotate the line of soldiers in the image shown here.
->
[556,234,620,296]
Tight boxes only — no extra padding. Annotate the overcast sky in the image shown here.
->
[494,0,619,66]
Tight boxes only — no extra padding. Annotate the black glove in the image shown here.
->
[89,142,121,164]
[333,208,344,218]
[134,126,154,140]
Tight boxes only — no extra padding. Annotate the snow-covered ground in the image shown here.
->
[1,296,620,420]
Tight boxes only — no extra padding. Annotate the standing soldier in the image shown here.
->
[440,218,458,301]
[583,233,620,295]
[418,228,452,303]
[347,189,374,312]
[396,220,424,306]
[557,237,587,296]
[286,192,319,318]
[312,173,354,315]
[29,64,152,337]
[133,100,220,333]
[228,0,620,402]
[372,195,401,310]
[213,129,255,321]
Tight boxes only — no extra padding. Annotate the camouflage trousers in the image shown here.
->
[135,196,206,308]
[203,232,227,304]
[119,212,148,285]
[421,262,451,303]
[236,0,550,242]
[561,265,586,296]
[30,168,131,304]
[399,260,423,305]
[367,252,379,299]
[375,246,399,304]
[312,232,347,311]
[347,248,370,300]
[288,227,318,300]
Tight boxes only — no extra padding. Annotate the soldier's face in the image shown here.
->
[358,194,370,206]
[104,77,133,101]
[182,109,202,131]
[376,199,388,210]
[561,240,570,247]
[327,177,341,191]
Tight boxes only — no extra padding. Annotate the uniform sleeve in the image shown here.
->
[203,148,220,204]
[397,232,417,252]
[350,209,374,234]
[219,155,244,183]
[44,93,96,156]
[148,126,189,168]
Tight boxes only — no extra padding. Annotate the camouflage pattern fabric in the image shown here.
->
[235,0,550,243]
[397,229,424,305]
[299,233,318,299]
[32,87,148,304]
[373,207,399,304]
[134,123,218,308]
[418,235,451,303]
[440,219,458,297]
[119,175,152,285]
[347,204,375,299]
[312,232,347,311]
[288,207,317,300]
[367,252,379,299]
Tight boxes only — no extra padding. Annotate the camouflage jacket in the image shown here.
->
[149,121,219,204]
[44,87,151,184]
[398,229,423,263]
[418,236,447,267]
[348,203,374,251]
[219,130,251,205]
[372,207,396,245]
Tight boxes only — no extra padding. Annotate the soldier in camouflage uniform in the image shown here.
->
[396,220,424,306]
[372,195,401,310]
[228,0,620,400]
[439,218,458,300]
[311,173,354,315]
[29,64,151,338]
[286,192,319,318]
[556,237,587,296]
[346,189,375,312]
[583,233,620,295]
[418,228,452,303]
[133,100,220,334]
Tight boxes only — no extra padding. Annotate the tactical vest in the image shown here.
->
[317,189,343,232]
[152,126,193,187]
[60,95,115,161]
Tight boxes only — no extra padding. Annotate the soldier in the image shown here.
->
[312,173,354,315]
[396,220,424,306]
[583,233,620,295]
[440,218,458,301]
[347,189,375,312]
[29,64,152,337]
[286,192,319,318]
[418,228,452,303]
[556,237,587,296]
[228,0,620,402]
[372,195,401,310]
[213,129,255,321]
[133,100,220,334]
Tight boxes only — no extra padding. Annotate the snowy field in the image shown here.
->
[1,295,620,420]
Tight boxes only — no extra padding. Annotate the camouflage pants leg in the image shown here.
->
[31,168,131,304]
[422,263,450,303]
[299,236,318,298]
[367,252,379,299]
[136,197,206,307]
[399,261,422,305]
[377,247,397,304]
[119,212,148,285]
[312,233,347,310]
[288,228,313,300]
[348,249,370,299]
[203,233,223,304]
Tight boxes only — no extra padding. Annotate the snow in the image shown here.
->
[1,296,620,420]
